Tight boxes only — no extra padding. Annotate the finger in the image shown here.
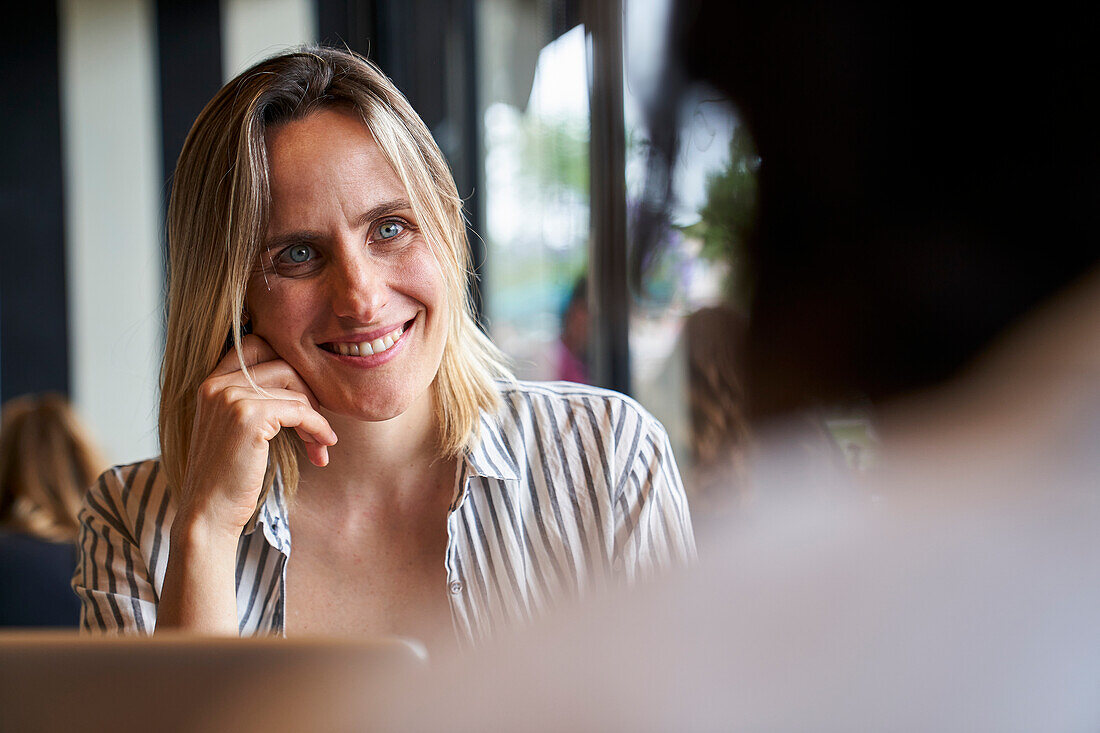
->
[218,386,336,451]
[305,442,329,468]
[208,365,320,412]
[237,397,338,447]
[267,393,337,449]
[220,384,312,413]
[246,386,326,435]
[244,362,322,410]
[211,334,281,377]
[208,343,322,412]
[223,379,319,414]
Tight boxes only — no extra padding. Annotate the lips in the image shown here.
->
[319,318,412,356]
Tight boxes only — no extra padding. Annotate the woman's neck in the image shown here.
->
[295,388,454,510]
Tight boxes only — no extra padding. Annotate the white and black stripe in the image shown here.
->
[74,381,696,642]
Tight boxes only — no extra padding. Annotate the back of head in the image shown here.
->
[0,394,106,542]
[662,3,1100,417]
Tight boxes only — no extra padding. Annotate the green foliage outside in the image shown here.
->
[522,117,589,195]
[486,112,590,325]
[678,126,760,309]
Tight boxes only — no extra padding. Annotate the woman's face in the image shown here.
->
[246,107,449,422]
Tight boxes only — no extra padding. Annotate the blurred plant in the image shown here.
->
[523,117,589,194]
[485,109,590,333]
[679,126,759,309]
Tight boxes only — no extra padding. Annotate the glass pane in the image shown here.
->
[623,0,755,513]
[476,1,591,382]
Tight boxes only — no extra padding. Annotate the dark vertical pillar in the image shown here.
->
[316,0,376,54]
[583,0,630,394]
[155,0,223,259]
[318,0,484,325]
[459,0,485,326]
[0,3,68,402]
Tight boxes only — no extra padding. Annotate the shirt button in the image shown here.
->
[449,580,463,595]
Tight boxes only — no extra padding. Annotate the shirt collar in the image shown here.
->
[244,471,292,555]
[463,413,522,483]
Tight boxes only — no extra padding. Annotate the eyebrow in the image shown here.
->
[263,198,414,250]
[355,199,413,230]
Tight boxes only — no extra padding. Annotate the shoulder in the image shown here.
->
[91,459,165,497]
[83,459,170,528]
[487,380,670,463]
[494,380,662,428]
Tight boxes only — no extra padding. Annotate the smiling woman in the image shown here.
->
[251,109,450,429]
[72,47,694,647]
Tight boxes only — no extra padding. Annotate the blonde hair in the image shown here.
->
[0,393,107,542]
[160,46,510,503]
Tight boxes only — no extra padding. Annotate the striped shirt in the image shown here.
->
[74,381,696,643]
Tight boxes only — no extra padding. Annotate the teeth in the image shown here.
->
[329,323,406,357]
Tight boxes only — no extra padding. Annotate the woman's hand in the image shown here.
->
[158,335,336,634]
[178,335,337,536]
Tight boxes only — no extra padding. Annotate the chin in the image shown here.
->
[321,392,417,423]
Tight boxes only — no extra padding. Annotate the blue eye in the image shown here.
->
[377,221,404,240]
[271,242,322,277]
[288,244,314,262]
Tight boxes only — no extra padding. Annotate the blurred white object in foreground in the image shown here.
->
[368,268,1100,731]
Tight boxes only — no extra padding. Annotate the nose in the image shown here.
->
[329,249,387,323]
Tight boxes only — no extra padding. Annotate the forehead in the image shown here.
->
[264,107,409,227]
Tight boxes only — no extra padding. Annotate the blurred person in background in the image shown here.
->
[0,393,106,627]
[74,47,693,648]
[554,275,591,383]
[678,304,751,517]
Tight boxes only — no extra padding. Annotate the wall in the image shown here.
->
[51,0,316,464]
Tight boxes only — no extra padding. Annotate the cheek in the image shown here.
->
[398,245,450,314]
[246,283,316,341]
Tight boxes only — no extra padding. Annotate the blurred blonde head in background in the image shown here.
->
[159,46,509,505]
[0,393,106,542]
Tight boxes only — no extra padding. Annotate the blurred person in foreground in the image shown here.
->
[329,4,1100,731]
[0,394,106,627]
[73,47,692,647]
